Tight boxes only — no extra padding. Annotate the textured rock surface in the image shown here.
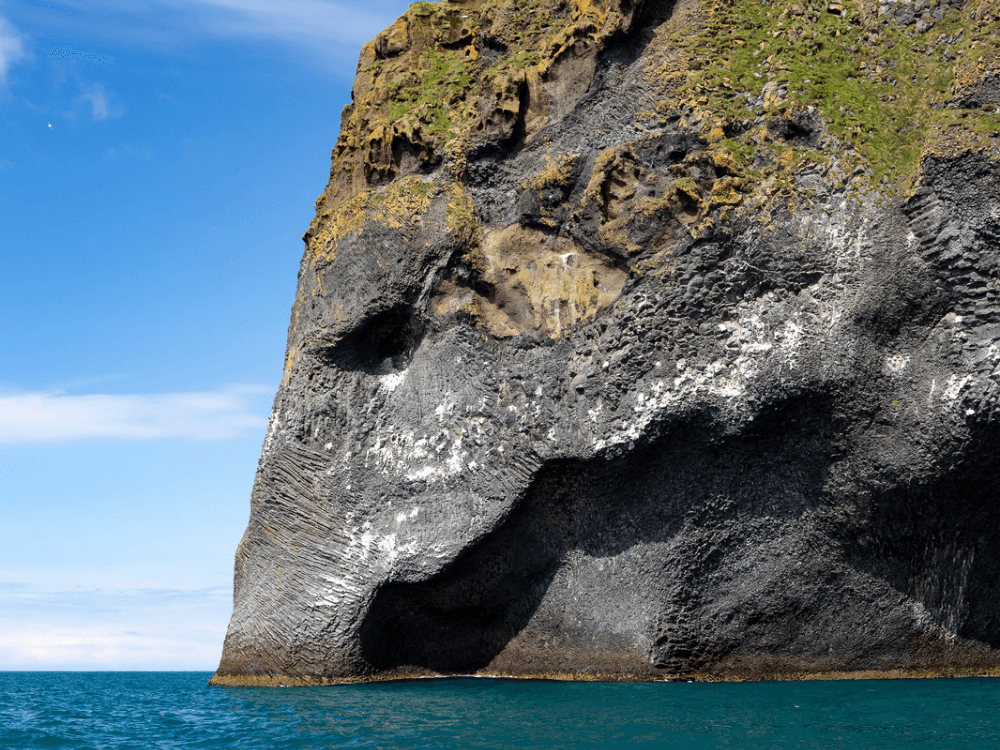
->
[212,0,1000,684]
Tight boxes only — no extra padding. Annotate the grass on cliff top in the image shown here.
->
[364,0,625,147]
[357,0,580,157]
[650,0,1000,191]
[388,48,476,136]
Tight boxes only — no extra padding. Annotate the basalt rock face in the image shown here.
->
[212,0,1000,685]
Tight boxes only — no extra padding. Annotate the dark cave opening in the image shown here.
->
[357,394,840,674]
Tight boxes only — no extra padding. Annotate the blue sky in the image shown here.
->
[0,0,413,670]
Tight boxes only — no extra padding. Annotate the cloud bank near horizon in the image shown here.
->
[0,386,271,444]
[0,584,231,670]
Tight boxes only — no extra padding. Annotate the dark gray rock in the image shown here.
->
[211,0,1000,685]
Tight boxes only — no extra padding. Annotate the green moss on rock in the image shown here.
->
[645,0,1000,192]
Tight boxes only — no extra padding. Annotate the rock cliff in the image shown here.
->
[211,0,1000,685]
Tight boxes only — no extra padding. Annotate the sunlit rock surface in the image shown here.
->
[212,0,1000,684]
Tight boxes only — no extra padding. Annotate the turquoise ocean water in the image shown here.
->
[2,672,1000,748]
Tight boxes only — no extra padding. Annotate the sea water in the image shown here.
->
[2,672,1000,748]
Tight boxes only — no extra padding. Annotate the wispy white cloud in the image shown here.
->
[174,0,399,49]
[0,386,270,443]
[0,15,26,86]
[28,0,405,69]
[76,80,121,120]
[43,64,125,122]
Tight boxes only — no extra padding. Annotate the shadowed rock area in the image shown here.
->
[212,0,1000,685]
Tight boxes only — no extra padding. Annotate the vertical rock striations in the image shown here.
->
[212,0,1000,685]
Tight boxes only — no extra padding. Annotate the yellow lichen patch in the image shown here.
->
[672,178,703,208]
[568,0,634,39]
[582,146,620,206]
[706,126,726,143]
[307,176,440,263]
[445,182,481,249]
[582,144,642,217]
[281,344,298,386]
[710,176,744,207]
[598,223,644,255]
[434,224,627,338]
[711,148,742,175]
[525,151,578,191]
[378,15,410,56]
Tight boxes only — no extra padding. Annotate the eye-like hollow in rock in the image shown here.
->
[322,305,425,373]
